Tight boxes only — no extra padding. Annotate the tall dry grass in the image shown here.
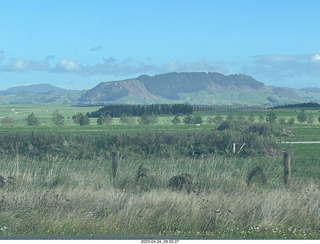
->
[0,154,319,238]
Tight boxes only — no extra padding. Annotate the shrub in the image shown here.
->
[138,114,158,125]
[120,114,136,125]
[307,113,315,124]
[171,115,181,125]
[26,113,39,126]
[183,114,194,124]
[72,113,90,126]
[97,114,113,125]
[266,110,277,123]
[52,109,64,126]
[288,117,295,125]
[217,121,231,131]
[297,110,307,123]
[194,114,203,124]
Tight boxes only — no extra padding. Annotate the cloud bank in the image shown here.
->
[55,59,81,72]
[245,53,320,81]
[0,56,228,77]
[1,53,319,88]
[1,57,49,71]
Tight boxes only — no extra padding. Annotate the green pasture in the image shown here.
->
[1,104,320,128]
[0,104,101,126]
[0,104,320,239]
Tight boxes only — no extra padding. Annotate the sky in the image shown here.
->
[0,0,320,90]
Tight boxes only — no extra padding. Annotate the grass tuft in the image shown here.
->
[247,166,268,186]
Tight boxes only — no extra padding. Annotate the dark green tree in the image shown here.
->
[266,110,277,123]
[171,115,181,125]
[217,121,231,131]
[138,114,158,125]
[52,109,64,126]
[183,114,194,124]
[72,113,90,126]
[288,117,295,125]
[97,115,105,125]
[26,112,39,126]
[297,110,307,124]
[119,113,136,124]
[194,114,203,124]
[97,114,113,125]
[307,112,315,124]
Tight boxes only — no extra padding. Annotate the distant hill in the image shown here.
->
[0,84,83,104]
[299,87,320,93]
[79,72,319,106]
[2,73,320,106]
[4,84,67,94]
[79,79,159,102]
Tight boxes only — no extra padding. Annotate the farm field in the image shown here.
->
[0,104,320,239]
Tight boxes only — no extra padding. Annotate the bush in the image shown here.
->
[288,117,295,125]
[194,114,203,124]
[97,114,113,125]
[72,113,90,126]
[217,121,231,131]
[171,115,181,125]
[307,113,315,124]
[297,110,307,123]
[138,114,158,125]
[266,110,277,123]
[119,114,136,125]
[52,109,64,126]
[183,114,194,124]
[26,113,39,126]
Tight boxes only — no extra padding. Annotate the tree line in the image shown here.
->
[1,107,320,127]
[272,102,320,109]
[87,103,193,118]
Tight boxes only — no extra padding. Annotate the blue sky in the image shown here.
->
[0,0,320,90]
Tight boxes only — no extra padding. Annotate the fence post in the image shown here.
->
[283,152,291,187]
[112,151,120,180]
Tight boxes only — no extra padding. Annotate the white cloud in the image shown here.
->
[56,59,81,72]
[83,57,158,76]
[161,58,229,74]
[312,54,320,62]
[1,57,49,71]
[0,55,229,78]
[10,57,30,70]
[242,53,320,87]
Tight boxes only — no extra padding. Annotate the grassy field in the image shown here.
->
[0,155,319,239]
[0,104,320,239]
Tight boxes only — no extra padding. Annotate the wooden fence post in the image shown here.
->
[112,151,120,180]
[284,152,291,187]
